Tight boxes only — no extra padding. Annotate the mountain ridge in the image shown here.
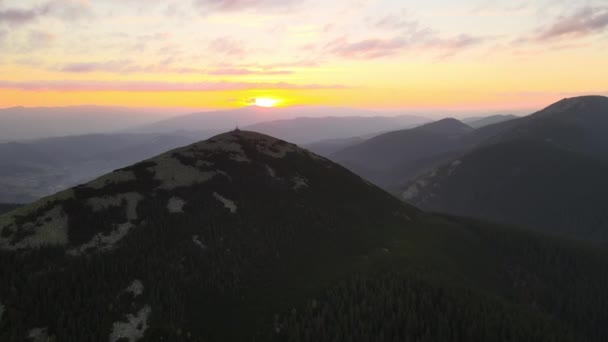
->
[331,118,472,186]
[401,95,608,241]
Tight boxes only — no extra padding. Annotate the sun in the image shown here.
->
[253,97,280,108]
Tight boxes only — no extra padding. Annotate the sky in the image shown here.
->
[0,0,607,112]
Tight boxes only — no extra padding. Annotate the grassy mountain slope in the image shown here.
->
[404,140,608,240]
[1,131,607,341]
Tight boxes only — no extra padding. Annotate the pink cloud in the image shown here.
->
[0,1,90,26]
[57,60,295,76]
[207,68,293,75]
[328,33,487,60]
[60,60,134,73]
[328,11,488,60]
[195,0,298,12]
[0,3,49,25]
[208,37,246,56]
[0,80,347,92]
[330,37,408,59]
[535,6,608,41]
[374,12,419,31]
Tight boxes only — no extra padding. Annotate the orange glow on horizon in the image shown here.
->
[0,1,606,113]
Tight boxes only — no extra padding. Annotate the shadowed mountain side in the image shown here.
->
[331,118,473,187]
[403,96,608,241]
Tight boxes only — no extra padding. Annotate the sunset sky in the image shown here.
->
[1,0,607,111]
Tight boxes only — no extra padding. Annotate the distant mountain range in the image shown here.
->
[0,106,182,141]
[463,114,519,128]
[398,96,608,241]
[2,130,608,341]
[0,108,430,202]
[134,106,431,144]
[1,106,519,204]
[331,118,474,187]
[243,114,430,144]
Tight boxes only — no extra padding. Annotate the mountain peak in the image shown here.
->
[1,130,409,254]
[178,129,312,162]
[416,118,473,135]
[537,95,608,119]
[558,95,607,104]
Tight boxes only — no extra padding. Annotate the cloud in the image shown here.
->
[246,60,320,68]
[227,97,257,104]
[0,1,90,26]
[194,0,299,13]
[208,37,246,56]
[329,10,489,60]
[373,11,419,31]
[0,80,347,92]
[0,3,51,25]
[207,68,293,75]
[57,59,295,76]
[470,2,529,16]
[60,60,134,73]
[430,34,489,59]
[535,6,608,41]
[329,37,409,59]
[328,33,487,60]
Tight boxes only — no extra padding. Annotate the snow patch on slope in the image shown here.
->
[27,327,49,342]
[292,176,309,190]
[125,279,144,298]
[402,183,420,200]
[109,305,151,342]
[213,192,237,213]
[266,165,277,178]
[167,197,186,213]
[68,222,135,255]
[192,235,207,250]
